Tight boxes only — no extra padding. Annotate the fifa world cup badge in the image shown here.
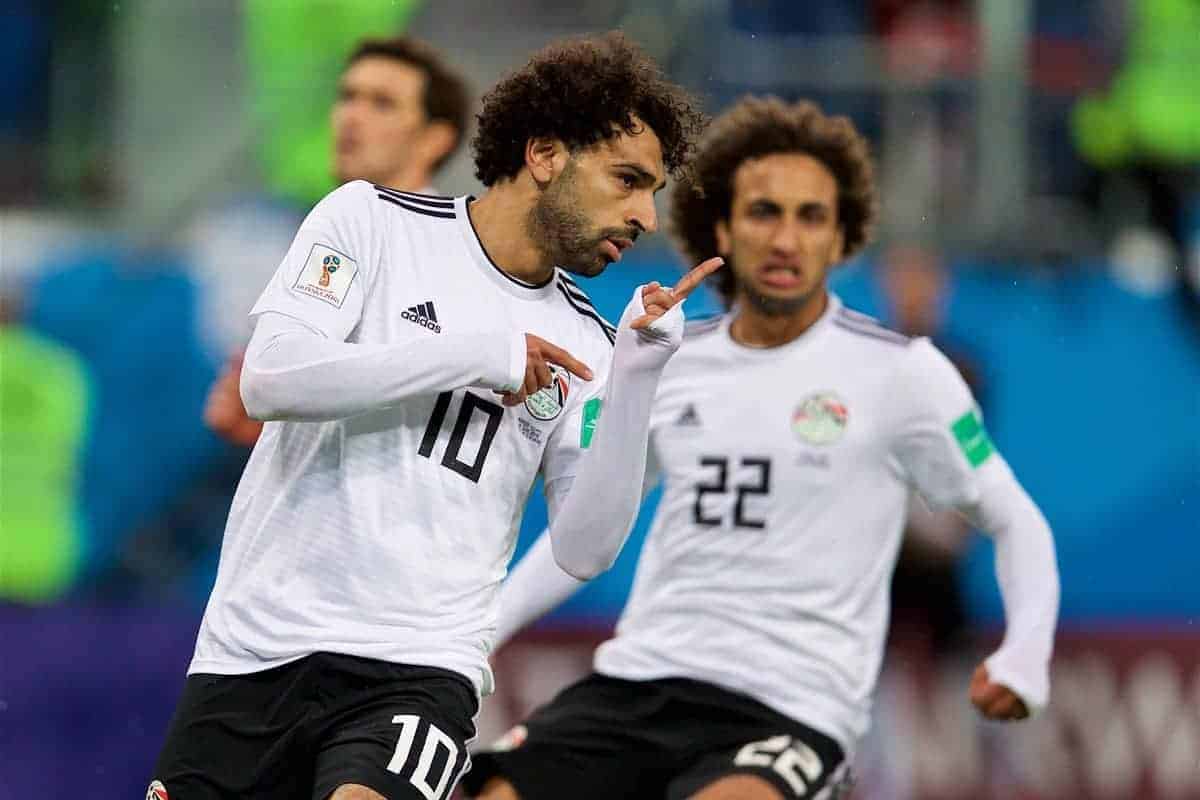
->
[319,254,341,287]
[293,243,358,307]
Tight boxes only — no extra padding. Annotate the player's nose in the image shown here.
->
[334,98,363,127]
[628,192,658,235]
[771,219,802,253]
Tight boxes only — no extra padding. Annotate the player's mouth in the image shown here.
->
[758,263,804,290]
[335,136,359,155]
[601,237,632,263]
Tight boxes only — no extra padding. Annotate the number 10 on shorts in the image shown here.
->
[388,714,461,800]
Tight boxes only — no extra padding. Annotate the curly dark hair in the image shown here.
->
[347,36,471,170]
[670,96,879,305]
[472,31,706,186]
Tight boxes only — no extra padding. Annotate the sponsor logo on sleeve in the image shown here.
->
[580,397,602,448]
[951,408,995,468]
[292,243,358,307]
[146,781,169,800]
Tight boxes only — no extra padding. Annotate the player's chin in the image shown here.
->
[564,255,608,278]
[751,282,811,304]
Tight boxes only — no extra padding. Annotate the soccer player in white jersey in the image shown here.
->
[466,97,1060,800]
[151,33,718,800]
[204,35,472,447]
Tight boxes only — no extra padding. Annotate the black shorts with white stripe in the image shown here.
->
[152,652,477,800]
[462,673,850,800]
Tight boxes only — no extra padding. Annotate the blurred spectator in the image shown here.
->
[1072,0,1200,171]
[22,248,223,602]
[1073,0,1200,325]
[0,293,88,603]
[0,0,52,202]
[878,243,983,655]
[245,0,425,206]
[199,34,472,447]
[875,0,974,79]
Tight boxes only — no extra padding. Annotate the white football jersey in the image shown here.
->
[594,295,1008,754]
[191,181,614,694]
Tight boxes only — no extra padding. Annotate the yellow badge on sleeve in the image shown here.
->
[293,244,358,308]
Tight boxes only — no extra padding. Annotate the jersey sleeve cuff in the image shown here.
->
[501,331,526,394]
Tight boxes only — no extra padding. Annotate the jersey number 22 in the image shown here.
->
[694,456,772,529]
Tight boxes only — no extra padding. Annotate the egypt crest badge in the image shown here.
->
[792,391,849,445]
[525,363,571,421]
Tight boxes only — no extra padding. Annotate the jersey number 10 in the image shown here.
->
[418,391,504,483]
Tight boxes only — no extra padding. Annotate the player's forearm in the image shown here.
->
[241,312,524,421]
[496,530,585,648]
[547,290,680,579]
[966,462,1060,714]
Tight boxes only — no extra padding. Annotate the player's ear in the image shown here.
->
[831,226,845,262]
[714,218,732,257]
[417,121,459,172]
[525,137,567,186]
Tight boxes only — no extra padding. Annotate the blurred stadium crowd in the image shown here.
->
[1,1,1198,798]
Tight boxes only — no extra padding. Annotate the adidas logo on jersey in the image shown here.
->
[675,404,702,427]
[402,301,441,333]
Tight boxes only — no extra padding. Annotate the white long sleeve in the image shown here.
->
[962,462,1060,715]
[544,287,683,580]
[241,311,525,421]
[496,529,584,647]
[497,450,661,647]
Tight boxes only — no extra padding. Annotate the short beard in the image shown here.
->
[741,283,817,317]
[526,160,605,277]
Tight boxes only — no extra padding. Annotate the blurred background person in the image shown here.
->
[202,35,471,447]
[877,241,984,658]
[0,293,89,603]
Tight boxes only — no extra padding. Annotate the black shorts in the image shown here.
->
[151,652,478,800]
[462,673,849,800]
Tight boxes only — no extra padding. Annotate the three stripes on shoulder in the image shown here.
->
[375,185,456,219]
[833,307,911,346]
[557,273,616,345]
[681,308,910,346]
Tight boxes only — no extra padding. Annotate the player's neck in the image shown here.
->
[467,185,556,285]
[729,289,829,348]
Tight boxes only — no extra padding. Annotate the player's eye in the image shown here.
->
[618,173,637,190]
[372,95,396,111]
[800,205,829,223]
[748,203,778,218]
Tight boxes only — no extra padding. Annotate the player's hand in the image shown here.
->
[630,257,724,330]
[498,334,593,407]
[969,663,1030,722]
[204,352,264,447]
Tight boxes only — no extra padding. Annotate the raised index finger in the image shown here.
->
[539,340,593,381]
[670,257,725,302]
